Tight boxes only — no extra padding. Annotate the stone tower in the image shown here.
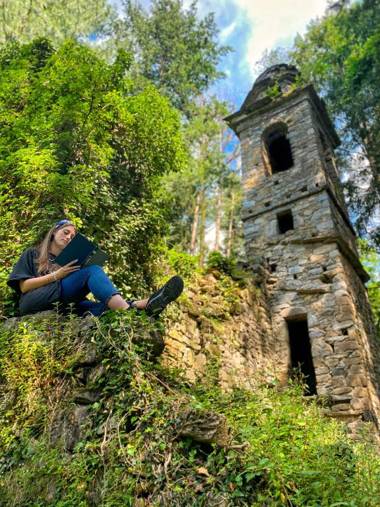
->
[225,64,380,428]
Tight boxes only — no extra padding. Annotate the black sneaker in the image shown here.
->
[145,275,184,317]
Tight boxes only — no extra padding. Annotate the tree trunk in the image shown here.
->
[190,192,201,254]
[227,193,235,257]
[198,189,207,265]
[214,185,222,251]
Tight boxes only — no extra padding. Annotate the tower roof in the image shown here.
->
[225,63,340,148]
[241,64,300,112]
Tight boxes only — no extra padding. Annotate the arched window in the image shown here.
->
[263,123,294,174]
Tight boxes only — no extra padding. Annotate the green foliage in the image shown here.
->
[265,81,281,99]
[0,38,187,316]
[166,248,200,281]
[291,0,380,245]
[1,307,380,505]
[161,97,240,258]
[359,239,380,330]
[0,0,113,45]
[120,0,230,113]
[206,250,235,274]
[206,251,246,283]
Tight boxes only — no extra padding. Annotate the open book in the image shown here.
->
[55,233,108,267]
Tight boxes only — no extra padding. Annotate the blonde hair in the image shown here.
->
[36,222,76,274]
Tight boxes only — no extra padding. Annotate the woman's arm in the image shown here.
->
[19,260,80,294]
[20,273,57,293]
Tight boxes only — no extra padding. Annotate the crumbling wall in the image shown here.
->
[162,272,275,390]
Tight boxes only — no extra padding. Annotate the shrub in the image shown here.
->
[206,250,246,283]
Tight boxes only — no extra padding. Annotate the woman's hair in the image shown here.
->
[36,220,76,274]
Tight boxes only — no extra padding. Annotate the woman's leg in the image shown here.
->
[60,265,117,303]
[60,265,147,313]
[74,299,107,317]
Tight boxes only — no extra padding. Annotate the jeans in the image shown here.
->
[60,265,120,316]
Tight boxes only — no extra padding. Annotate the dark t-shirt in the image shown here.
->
[7,248,61,316]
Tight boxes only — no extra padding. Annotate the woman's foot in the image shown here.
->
[145,275,184,317]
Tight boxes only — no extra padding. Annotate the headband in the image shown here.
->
[54,219,75,229]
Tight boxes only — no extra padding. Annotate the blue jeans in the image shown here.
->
[60,265,120,316]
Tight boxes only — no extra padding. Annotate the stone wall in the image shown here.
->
[162,272,275,391]
[260,236,380,423]
[329,198,358,258]
[243,190,334,249]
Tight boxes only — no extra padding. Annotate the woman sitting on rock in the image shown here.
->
[8,219,183,317]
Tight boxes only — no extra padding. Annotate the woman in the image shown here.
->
[7,219,183,317]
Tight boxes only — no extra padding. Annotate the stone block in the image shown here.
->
[350,398,368,411]
[335,289,350,298]
[193,353,207,371]
[317,385,330,395]
[316,373,330,384]
[352,387,368,398]
[183,348,195,367]
[312,340,333,356]
[349,365,364,375]
[331,376,346,388]
[165,337,185,353]
[331,394,352,402]
[315,366,329,375]
[313,357,326,369]
[347,374,367,388]
[334,340,358,354]
[309,254,327,263]
[331,403,351,412]
[332,386,352,395]
[348,357,364,366]
[336,309,354,322]
[309,329,325,339]
[331,366,346,376]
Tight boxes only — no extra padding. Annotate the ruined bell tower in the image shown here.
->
[225,64,380,428]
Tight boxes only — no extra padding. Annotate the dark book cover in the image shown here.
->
[55,233,108,267]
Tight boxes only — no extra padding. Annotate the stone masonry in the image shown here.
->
[225,64,380,428]
[162,272,274,391]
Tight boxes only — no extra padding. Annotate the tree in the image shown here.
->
[0,0,113,44]
[161,98,226,258]
[222,171,243,258]
[0,38,186,316]
[118,0,230,113]
[291,0,380,246]
[160,96,243,262]
[254,47,291,75]
[359,239,380,332]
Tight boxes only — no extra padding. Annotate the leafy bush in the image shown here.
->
[0,38,187,317]
[206,250,246,283]
[166,248,200,281]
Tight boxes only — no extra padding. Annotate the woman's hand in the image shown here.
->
[19,260,80,293]
[54,260,81,280]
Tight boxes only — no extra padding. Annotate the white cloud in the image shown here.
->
[198,0,329,79]
[220,20,238,41]
[235,0,328,77]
